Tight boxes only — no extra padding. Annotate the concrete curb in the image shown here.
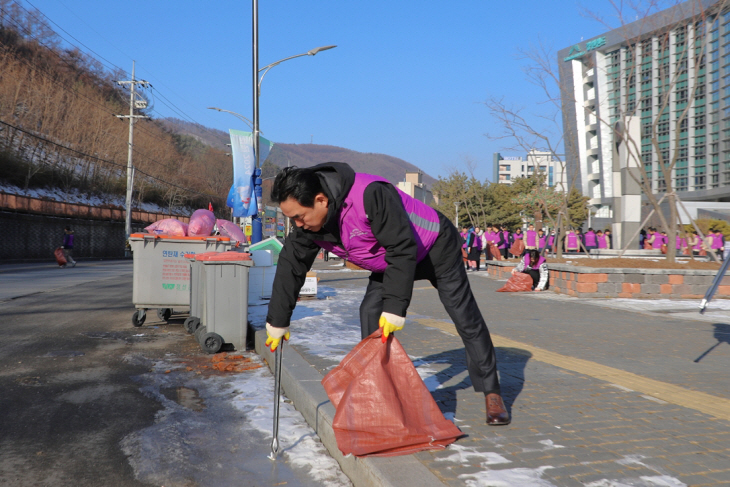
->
[254,329,447,487]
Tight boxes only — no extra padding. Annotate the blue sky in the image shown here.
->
[26,0,624,182]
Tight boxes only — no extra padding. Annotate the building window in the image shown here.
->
[500,165,510,171]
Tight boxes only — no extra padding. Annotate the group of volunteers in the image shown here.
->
[640,226,726,261]
[459,224,615,264]
[459,224,551,291]
[562,227,613,253]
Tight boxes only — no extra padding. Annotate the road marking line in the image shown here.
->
[412,318,730,422]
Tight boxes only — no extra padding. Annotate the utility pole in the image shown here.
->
[115,61,150,243]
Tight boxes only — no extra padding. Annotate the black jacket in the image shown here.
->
[266,162,418,329]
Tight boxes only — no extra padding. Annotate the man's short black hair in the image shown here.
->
[270,166,324,207]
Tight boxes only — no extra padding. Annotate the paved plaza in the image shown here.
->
[273,260,730,487]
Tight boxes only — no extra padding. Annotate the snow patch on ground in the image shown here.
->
[0,181,177,214]
[435,443,511,465]
[459,465,556,487]
[121,353,350,487]
[584,476,687,487]
[521,439,566,452]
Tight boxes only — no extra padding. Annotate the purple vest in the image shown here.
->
[314,173,440,273]
[538,235,546,248]
[523,254,546,269]
[597,235,607,249]
[567,233,578,248]
[548,235,555,247]
[499,231,509,249]
[711,234,721,250]
[514,232,523,240]
[467,232,482,250]
[652,234,663,249]
[694,237,703,250]
[525,230,537,247]
[584,231,597,246]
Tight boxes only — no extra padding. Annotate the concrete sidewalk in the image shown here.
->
[257,262,730,487]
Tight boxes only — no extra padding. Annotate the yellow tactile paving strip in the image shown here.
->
[412,317,730,423]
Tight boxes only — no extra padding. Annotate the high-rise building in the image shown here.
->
[559,0,730,232]
[493,149,567,191]
[397,171,434,204]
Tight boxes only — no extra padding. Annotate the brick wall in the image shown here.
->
[0,211,146,263]
[484,261,727,299]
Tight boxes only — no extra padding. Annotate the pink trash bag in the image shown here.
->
[145,218,188,237]
[496,272,534,292]
[216,219,247,244]
[322,329,463,457]
[188,209,216,236]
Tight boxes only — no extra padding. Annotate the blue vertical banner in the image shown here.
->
[226,129,274,217]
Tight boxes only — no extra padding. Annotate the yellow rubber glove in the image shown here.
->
[265,323,290,352]
[379,312,405,343]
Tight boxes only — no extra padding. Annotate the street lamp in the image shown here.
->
[455,202,460,228]
[252,1,336,244]
[207,107,254,130]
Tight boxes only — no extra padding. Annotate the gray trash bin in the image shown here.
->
[128,234,233,327]
[194,252,253,353]
[183,252,219,334]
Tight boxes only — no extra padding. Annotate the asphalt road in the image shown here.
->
[0,261,176,485]
[0,261,350,487]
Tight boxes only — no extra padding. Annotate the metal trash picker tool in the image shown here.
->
[699,254,730,314]
[269,341,284,460]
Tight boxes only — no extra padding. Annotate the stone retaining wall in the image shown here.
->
[484,260,726,299]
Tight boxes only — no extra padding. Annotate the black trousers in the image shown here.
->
[358,213,501,395]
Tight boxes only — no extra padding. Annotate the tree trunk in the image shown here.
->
[666,193,677,264]
[534,209,543,232]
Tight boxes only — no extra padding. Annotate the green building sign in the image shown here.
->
[564,36,607,62]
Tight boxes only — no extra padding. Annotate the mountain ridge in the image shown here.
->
[160,118,437,187]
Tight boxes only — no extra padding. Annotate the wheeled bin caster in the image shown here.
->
[132,310,146,327]
[184,316,200,334]
[200,332,224,354]
[194,325,208,343]
[157,308,172,322]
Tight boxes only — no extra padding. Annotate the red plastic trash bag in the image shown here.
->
[509,239,525,257]
[188,209,216,236]
[145,218,187,237]
[497,272,534,292]
[54,247,66,266]
[488,243,501,261]
[321,329,462,457]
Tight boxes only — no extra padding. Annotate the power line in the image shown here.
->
[20,0,129,77]
[18,0,209,127]
[0,5,203,147]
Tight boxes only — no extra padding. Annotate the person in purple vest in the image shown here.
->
[466,227,483,271]
[596,230,608,249]
[511,249,549,291]
[565,230,579,252]
[711,228,725,261]
[524,224,538,252]
[584,227,597,253]
[537,229,546,251]
[498,225,510,260]
[265,163,510,425]
[512,228,524,259]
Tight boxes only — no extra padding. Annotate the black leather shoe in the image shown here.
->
[486,393,511,425]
